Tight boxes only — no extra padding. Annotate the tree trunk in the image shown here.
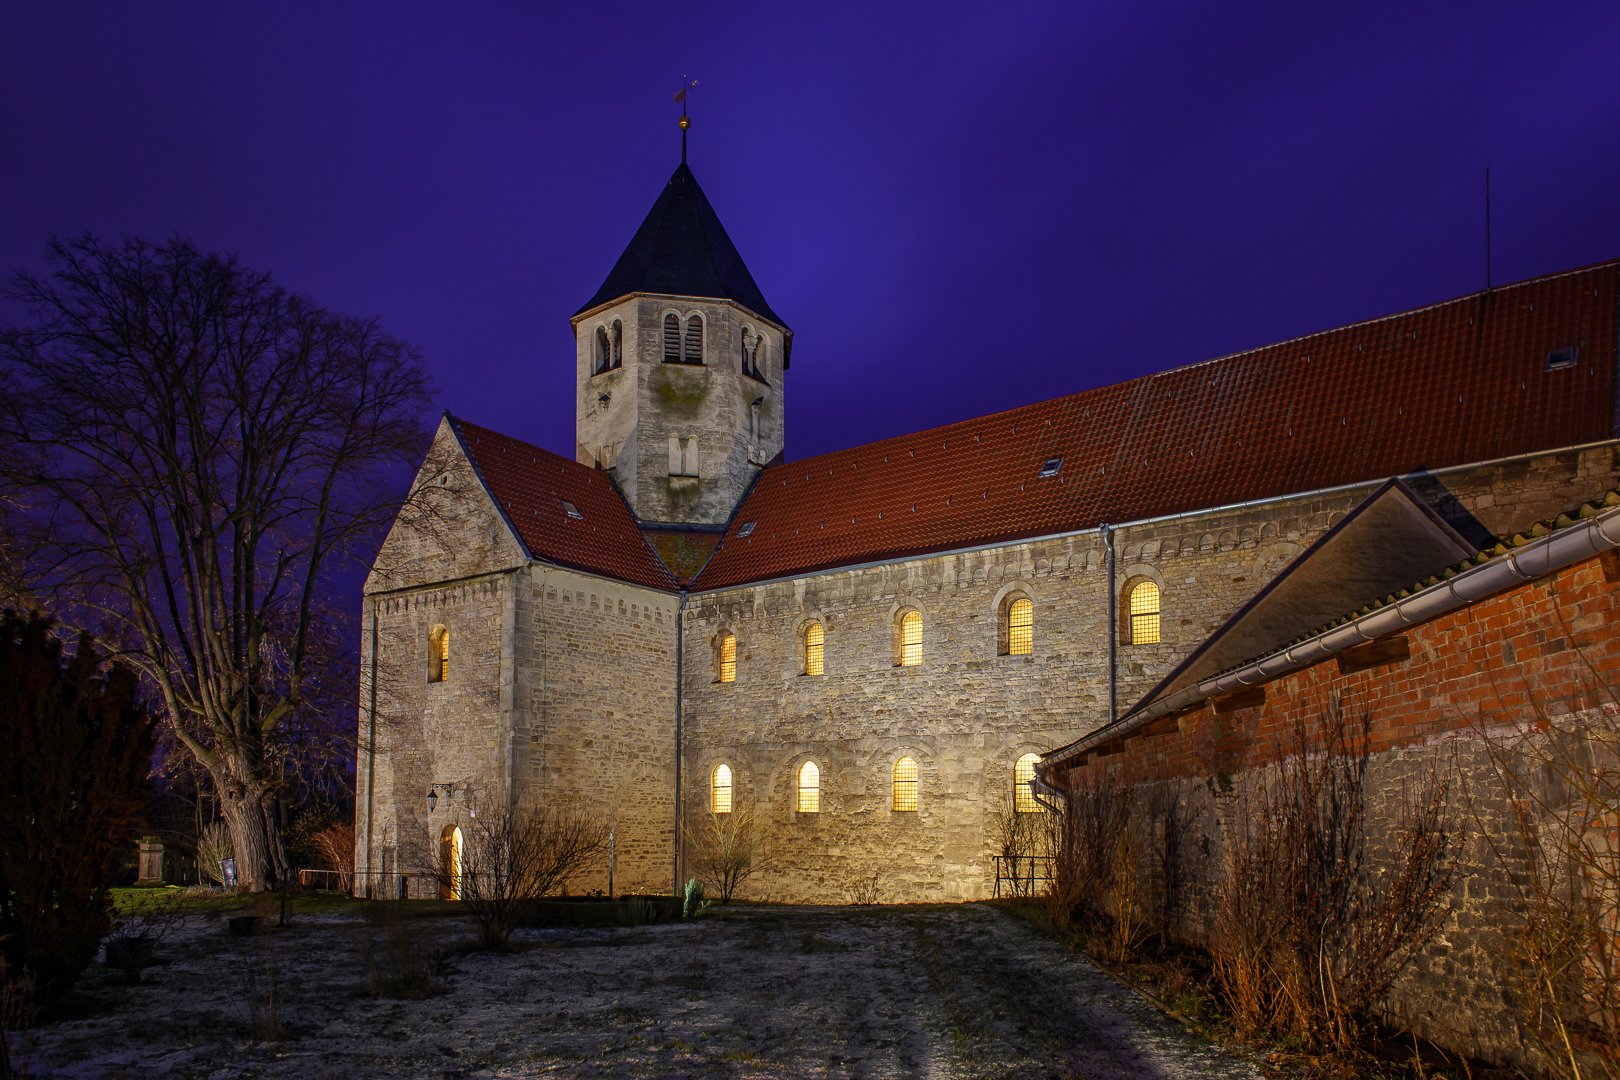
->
[220,784,277,892]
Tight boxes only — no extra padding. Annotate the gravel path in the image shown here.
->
[16,903,1260,1079]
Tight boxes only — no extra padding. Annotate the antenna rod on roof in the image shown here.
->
[1485,163,1492,291]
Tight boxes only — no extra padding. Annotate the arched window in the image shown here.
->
[684,315,703,363]
[1006,597,1033,655]
[804,621,825,676]
[797,760,820,813]
[1127,580,1161,644]
[610,319,623,368]
[663,313,681,363]
[594,326,612,374]
[718,632,736,683]
[892,756,918,811]
[440,825,463,900]
[899,610,923,667]
[1014,753,1042,813]
[712,764,733,814]
[428,625,449,683]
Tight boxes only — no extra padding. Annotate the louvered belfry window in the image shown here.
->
[594,326,611,374]
[1129,581,1161,644]
[610,320,623,367]
[663,314,681,363]
[892,757,919,811]
[900,611,923,667]
[805,621,825,676]
[684,315,703,363]
[712,764,733,814]
[719,632,736,683]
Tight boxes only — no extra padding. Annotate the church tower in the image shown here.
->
[571,163,791,527]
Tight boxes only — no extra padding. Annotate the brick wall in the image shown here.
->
[1049,554,1620,1068]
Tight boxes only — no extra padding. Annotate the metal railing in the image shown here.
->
[992,855,1054,898]
[348,869,443,900]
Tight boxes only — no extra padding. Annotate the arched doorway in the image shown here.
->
[440,824,463,900]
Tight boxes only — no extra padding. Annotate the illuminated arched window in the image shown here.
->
[805,621,825,676]
[1007,597,1033,655]
[892,757,918,811]
[1014,753,1043,814]
[718,632,736,683]
[428,625,449,683]
[1127,581,1161,645]
[899,611,923,667]
[797,760,820,813]
[663,313,681,363]
[712,764,733,814]
[440,824,463,900]
[684,314,704,363]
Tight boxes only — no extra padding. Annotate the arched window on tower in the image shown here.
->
[594,326,612,375]
[1126,580,1161,645]
[1006,597,1034,655]
[610,320,623,368]
[684,315,704,364]
[1014,753,1042,813]
[804,621,825,676]
[892,756,918,811]
[797,760,820,813]
[718,631,736,683]
[663,313,681,363]
[712,764,733,813]
[898,610,923,667]
[428,625,449,683]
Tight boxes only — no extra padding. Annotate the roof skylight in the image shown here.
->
[737,521,756,537]
[562,500,583,520]
[1039,458,1063,477]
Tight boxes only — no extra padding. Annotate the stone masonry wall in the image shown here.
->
[680,443,1620,905]
[1050,553,1620,1070]
[519,565,678,896]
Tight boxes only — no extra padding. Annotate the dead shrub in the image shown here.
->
[359,901,446,999]
[312,823,355,894]
[415,801,609,951]
[1043,772,1130,936]
[1472,692,1620,1079]
[1213,708,1458,1051]
[689,806,773,904]
[992,788,1047,898]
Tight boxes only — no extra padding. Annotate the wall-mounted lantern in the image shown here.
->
[427,787,438,813]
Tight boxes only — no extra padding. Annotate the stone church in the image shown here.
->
[355,157,1620,903]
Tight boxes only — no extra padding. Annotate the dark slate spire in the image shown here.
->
[576,164,790,335]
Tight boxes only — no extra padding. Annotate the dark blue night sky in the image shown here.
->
[4,1,1617,463]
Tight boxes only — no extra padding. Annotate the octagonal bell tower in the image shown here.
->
[571,161,792,528]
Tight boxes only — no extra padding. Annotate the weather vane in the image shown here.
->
[674,77,697,163]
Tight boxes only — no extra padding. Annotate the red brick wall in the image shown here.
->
[1058,553,1620,791]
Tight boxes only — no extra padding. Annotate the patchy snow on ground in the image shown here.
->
[12,902,1259,1079]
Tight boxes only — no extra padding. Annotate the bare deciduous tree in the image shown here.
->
[419,802,609,950]
[0,235,433,890]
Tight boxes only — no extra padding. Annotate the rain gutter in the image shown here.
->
[1037,500,1620,778]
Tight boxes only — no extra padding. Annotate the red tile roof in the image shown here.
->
[453,419,680,592]
[690,260,1619,591]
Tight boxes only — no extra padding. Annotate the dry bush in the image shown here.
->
[847,874,882,905]
[312,823,355,893]
[359,901,446,999]
[417,801,609,950]
[1213,709,1459,1051]
[196,821,233,886]
[1473,695,1620,1079]
[689,807,772,904]
[1044,773,1130,933]
[992,788,1047,898]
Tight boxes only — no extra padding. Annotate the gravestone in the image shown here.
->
[134,836,164,887]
